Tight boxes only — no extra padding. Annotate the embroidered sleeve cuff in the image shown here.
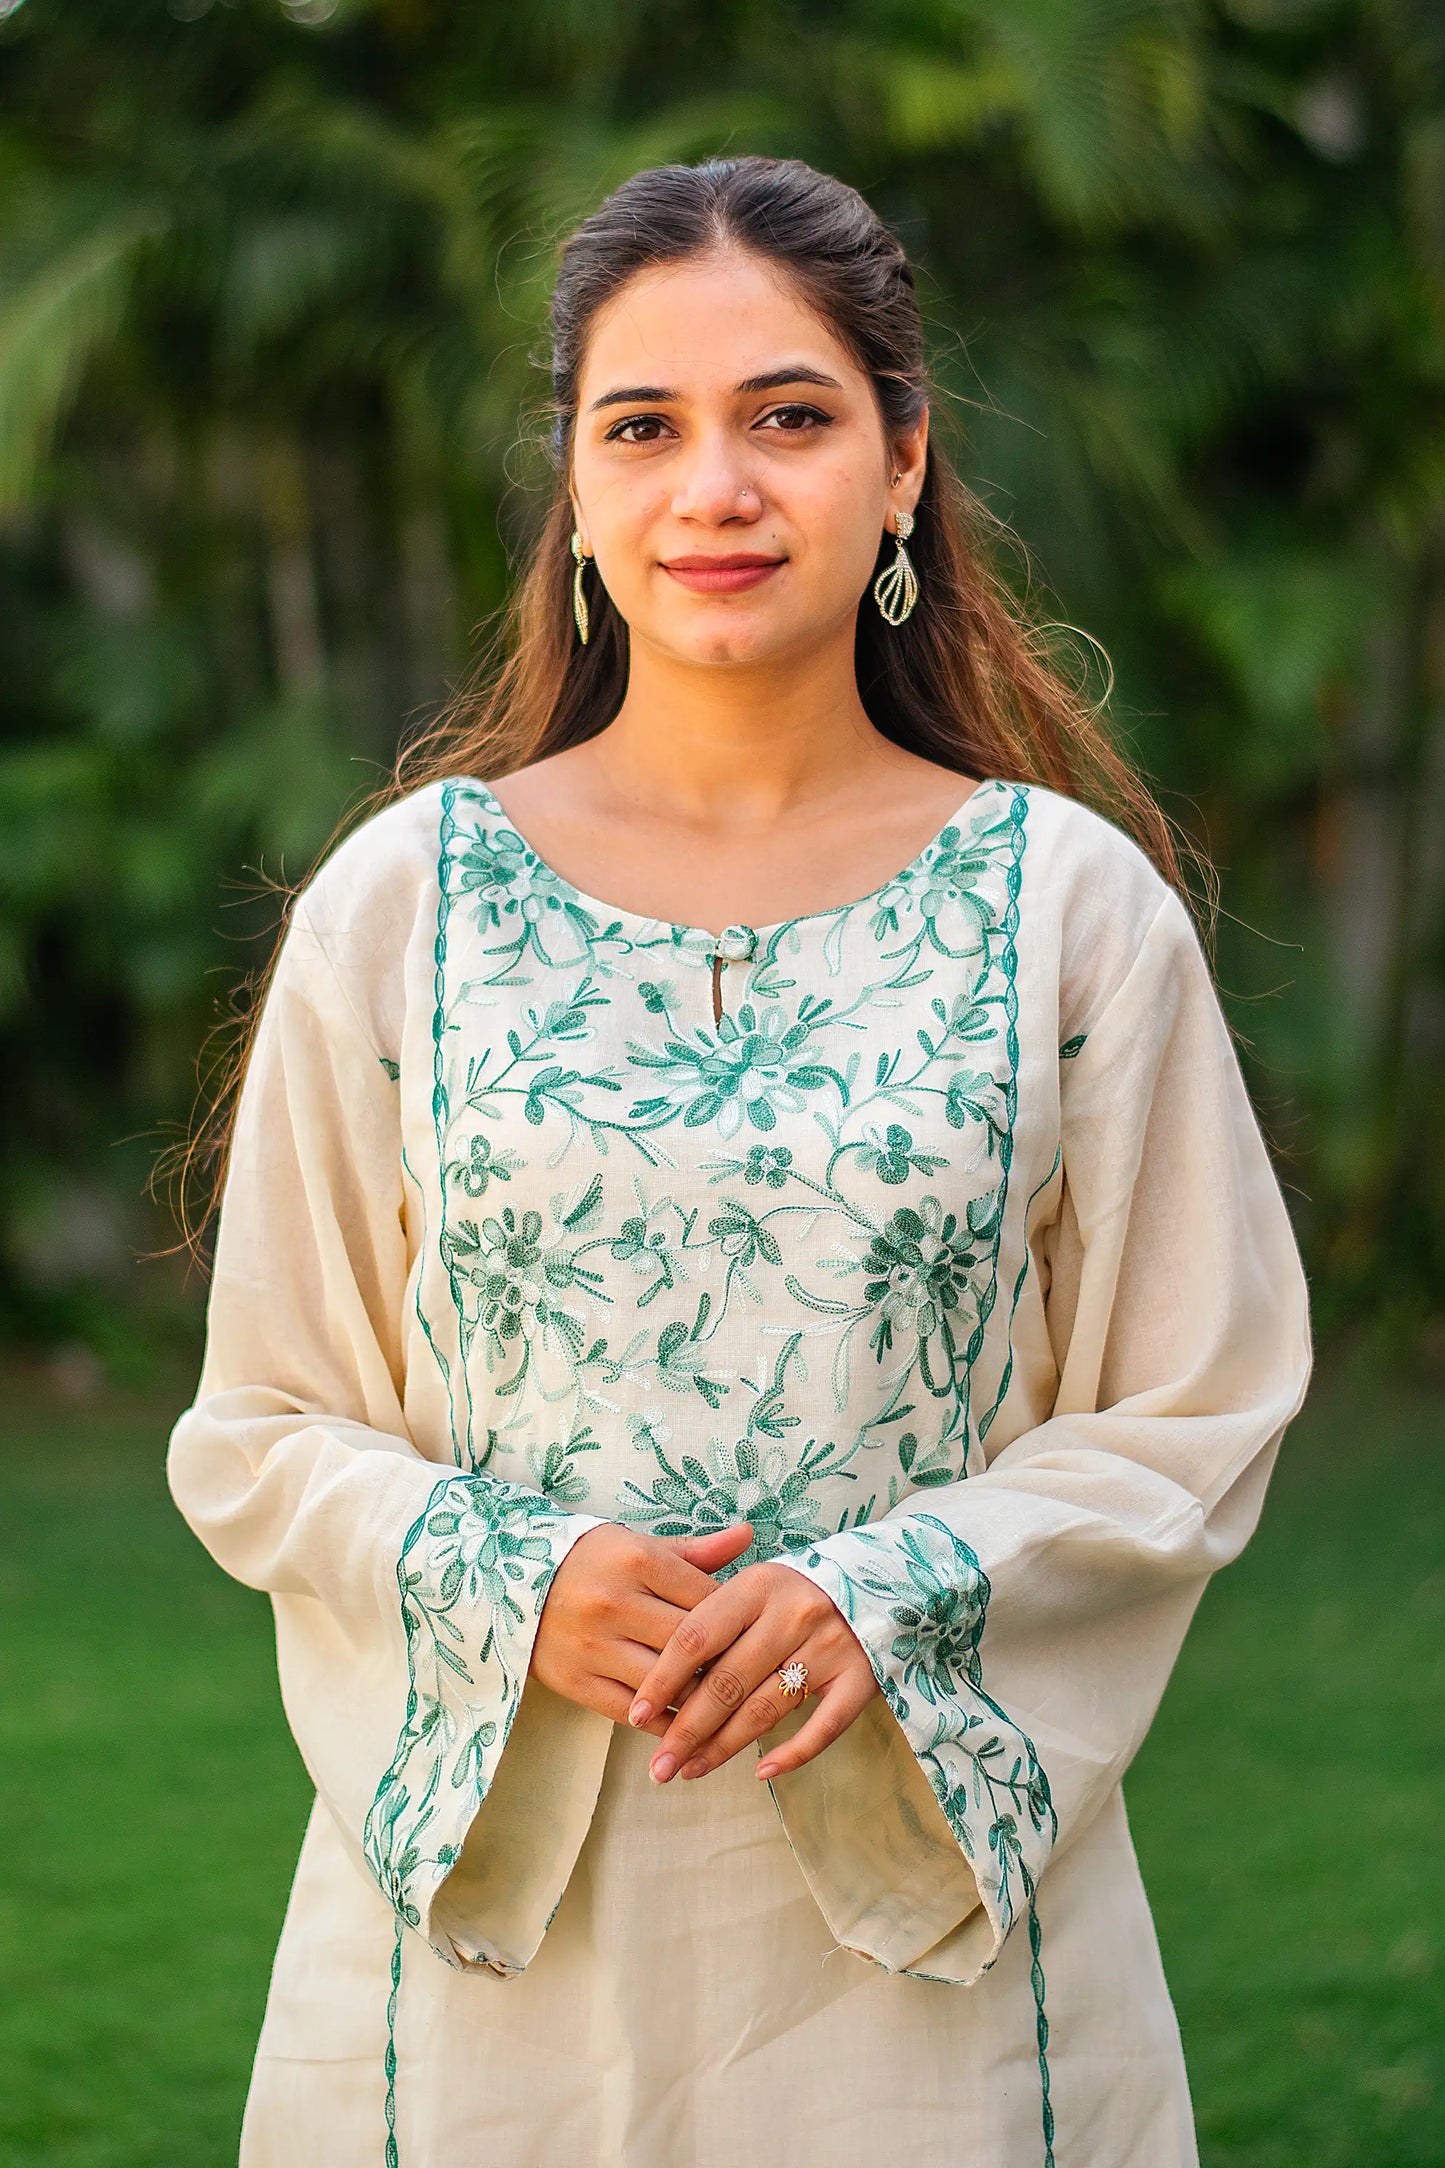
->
[774,1511,1058,1981]
[362,1473,608,1970]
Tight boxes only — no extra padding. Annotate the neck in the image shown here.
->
[583,630,897,827]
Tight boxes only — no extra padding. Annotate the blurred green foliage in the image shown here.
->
[0,0,1442,1358]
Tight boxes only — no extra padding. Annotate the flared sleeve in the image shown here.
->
[770,881,1315,1985]
[166,885,608,1973]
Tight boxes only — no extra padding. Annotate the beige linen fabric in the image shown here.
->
[168,773,1314,2166]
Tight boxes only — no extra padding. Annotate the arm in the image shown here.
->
[167,889,731,1974]
[629,886,1315,1981]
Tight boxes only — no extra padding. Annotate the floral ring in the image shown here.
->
[776,1659,809,1700]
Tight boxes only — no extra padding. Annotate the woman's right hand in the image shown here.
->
[529,1520,755,1736]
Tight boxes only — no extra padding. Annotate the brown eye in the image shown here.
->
[605,415,673,444]
[759,404,832,432]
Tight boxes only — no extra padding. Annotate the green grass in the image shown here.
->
[0,1345,1439,2165]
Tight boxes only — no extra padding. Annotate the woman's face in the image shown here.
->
[568,247,927,669]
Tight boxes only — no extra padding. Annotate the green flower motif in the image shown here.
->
[945,1067,1002,1132]
[856,1122,947,1186]
[609,1213,686,1303]
[448,1131,521,1199]
[707,1202,783,1269]
[421,1494,560,1628]
[629,1002,814,1138]
[627,1411,673,1455]
[743,1143,793,1188]
[653,1317,728,1406]
[882,1517,990,1705]
[457,827,571,929]
[618,1434,828,1563]
[450,1206,592,1347]
[862,1195,980,1357]
[869,824,996,935]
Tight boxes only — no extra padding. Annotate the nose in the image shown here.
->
[669,426,764,526]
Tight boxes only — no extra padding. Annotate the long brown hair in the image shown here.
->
[169,152,1214,1261]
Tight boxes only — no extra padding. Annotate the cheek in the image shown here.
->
[788,470,888,593]
[588,480,672,593]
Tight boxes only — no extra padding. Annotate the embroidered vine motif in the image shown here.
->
[375,776,1063,2162]
[791,1512,1057,1931]
[384,1914,403,2168]
[420,776,1032,1530]
[788,1509,1058,2164]
[361,1472,583,1938]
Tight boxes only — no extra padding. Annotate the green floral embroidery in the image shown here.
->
[861,1192,999,1384]
[619,1432,830,1564]
[787,1508,1058,2166]
[856,1121,948,1185]
[410,777,1034,1521]
[362,1472,590,1942]
[791,1513,1057,1913]
[370,776,1071,2162]
[448,1131,520,1197]
[742,1143,793,1188]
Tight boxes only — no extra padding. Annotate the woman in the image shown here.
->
[169,155,1314,2167]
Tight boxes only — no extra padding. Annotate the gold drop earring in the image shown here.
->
[570,529,592,645]
[873,496,919,627]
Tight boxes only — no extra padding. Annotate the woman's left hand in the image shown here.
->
[625,1537,879,1784]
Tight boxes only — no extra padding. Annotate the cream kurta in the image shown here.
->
[168,771,1314,2167]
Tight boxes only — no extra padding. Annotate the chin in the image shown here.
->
[659,616,820,669]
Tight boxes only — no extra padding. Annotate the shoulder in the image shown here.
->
[1007,778,1205,1034]
[294,777,452,930]
[282,777,456,1051]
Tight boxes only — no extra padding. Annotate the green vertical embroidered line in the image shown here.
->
[976,1140,1062,1444]
[431,779,475,1467]
[384,1911,403,2167]
[1022,1862,1055,2167]
[401,1145,454,1415]
[957,784,1029,1474]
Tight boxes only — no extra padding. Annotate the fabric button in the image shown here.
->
[714,924,758,963]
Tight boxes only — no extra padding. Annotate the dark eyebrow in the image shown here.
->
[586,365,843,414]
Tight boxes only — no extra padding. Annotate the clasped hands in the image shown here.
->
[528,1519,878,1784]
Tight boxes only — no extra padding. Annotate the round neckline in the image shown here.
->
[462,774,1009,946]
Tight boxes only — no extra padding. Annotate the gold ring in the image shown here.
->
[777,1659,808,1699]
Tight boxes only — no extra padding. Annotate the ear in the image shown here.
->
[891,406,929,519]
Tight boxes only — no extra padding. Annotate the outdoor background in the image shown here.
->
[0,1,1441,2162]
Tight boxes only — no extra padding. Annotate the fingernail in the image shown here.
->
[629,1700,651,1726]
[650,1753,677,1783]
[756,1762,778,1780]
[680,1758,707,1780]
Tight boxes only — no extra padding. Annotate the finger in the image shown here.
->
[612,1591,706,1657]
[610,1638,703,1711]
[644,1613,799,1776]
[753,1670,877,1781]
[641,1536,751,1611]
[662,1524,754,1574]
[584,1674,674,1736]
[627,1580,763,1732]
[654,1618,818,1776]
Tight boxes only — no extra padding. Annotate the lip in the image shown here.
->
[661,554,785,594]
